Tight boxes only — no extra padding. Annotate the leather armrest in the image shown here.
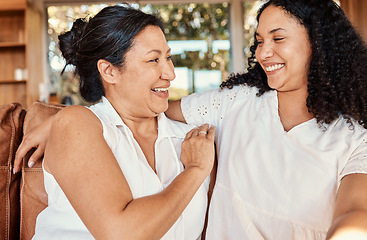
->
[19,101,64,240]
[0,103,26,240]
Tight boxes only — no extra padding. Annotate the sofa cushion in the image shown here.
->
[19,101,64,240]
[0,103,26,240]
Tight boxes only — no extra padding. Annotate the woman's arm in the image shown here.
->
[45,105,215,240]
[326,174,367,239]
[13,114,55,173]
[14,98,189,173]
[166,100,186,123]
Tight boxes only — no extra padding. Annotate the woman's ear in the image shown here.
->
[97,59,117,84]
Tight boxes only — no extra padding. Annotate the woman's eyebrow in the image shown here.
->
[256,27,286,36]
[270,27,286,34]
[146,49,161,55]
[146,48,171,55]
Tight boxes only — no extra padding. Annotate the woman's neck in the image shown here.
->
[277,89,314,131]
[122,116,158,138]
[105,94,159,172]
[105,98,158,137]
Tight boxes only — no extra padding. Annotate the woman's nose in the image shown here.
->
[257,44,273,61]
[160,62,175,81]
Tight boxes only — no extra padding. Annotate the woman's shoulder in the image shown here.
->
[324,116,367,145]
[183,84,261,105]
[55,105,92,120]
[52,105,101,132]
[215,84,259,96]
[211,84,264,110]
[180,84,266,126]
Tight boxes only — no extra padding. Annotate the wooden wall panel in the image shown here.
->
[340,0,367,42]
[0,48,26,81]
[26,5,44,107]
[0,1,45,108]
[0,11,25,42]
[0,83,26,106]
[0,0,26,10]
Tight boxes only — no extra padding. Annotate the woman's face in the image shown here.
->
[255,5,312,93]
[113,25,175,117]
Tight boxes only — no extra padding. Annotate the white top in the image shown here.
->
[33,97,209,240]
[181,85,367,240]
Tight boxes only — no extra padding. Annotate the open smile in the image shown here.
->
[151,87,169,98]
[151,87,169,93]
[265,64,285,72]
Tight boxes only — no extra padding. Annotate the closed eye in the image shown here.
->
[274,37,284,41]
[148,58,159,63]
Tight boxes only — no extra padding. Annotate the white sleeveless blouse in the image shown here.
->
[33,97,209,240]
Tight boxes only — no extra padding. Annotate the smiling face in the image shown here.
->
[111,25,175,117]
[255,5,312,93]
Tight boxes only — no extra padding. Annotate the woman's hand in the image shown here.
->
[44,107,212,239]
[181,124,215,176]
[13,115,54,174]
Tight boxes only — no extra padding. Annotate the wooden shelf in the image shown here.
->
[0,0,26,11]
[0,42,25,47]
[0,0,44,108]
[0,80,26,84]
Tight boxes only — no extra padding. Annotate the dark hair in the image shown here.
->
[221,0,367,128]
[58,4,165,103]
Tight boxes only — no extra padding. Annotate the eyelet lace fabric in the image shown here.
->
[182,84,257,126]
[181,84,367,240]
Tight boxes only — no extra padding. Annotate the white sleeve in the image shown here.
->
[339,139,367,182]
[181,85,255,128]
[181,89,220,127]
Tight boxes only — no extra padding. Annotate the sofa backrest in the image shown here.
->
[19,101,64,240]
[0,103,25,240]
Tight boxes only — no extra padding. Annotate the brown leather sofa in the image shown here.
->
[0,101,64,240]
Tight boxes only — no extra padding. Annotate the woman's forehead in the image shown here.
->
[257,5,303,33]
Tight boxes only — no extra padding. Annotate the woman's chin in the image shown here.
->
[267,77,286,91]
[152,103,169,116]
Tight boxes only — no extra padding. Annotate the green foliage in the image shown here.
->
[142,3,230,73]
[142,3,229,40]
[47,3,233,103]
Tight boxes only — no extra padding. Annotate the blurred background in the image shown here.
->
[1,0,365,107]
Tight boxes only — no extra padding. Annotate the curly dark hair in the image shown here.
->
[221,0,367,128]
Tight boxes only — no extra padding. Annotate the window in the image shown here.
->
[46,3,230,104]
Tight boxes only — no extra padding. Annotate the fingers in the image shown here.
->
[13,142,29,174]
[197,124,210,137]
[13,137,43,174]
[28,147,45,167]
[206,125,215,140]
[13,147,43,174]
[185,124,212,139]
[181,123,215,176]
[13,115,54,174]
[185,127,197,139]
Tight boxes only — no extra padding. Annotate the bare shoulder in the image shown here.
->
[48,105,103,151]
[45,105,106,173]
[52,105,101,131]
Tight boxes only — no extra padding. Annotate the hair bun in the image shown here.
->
[58,18,88,69]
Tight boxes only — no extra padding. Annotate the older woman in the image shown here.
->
[29,5,215,240]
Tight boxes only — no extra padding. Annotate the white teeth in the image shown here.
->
[265,64,284,72]
[152,87,169,92]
